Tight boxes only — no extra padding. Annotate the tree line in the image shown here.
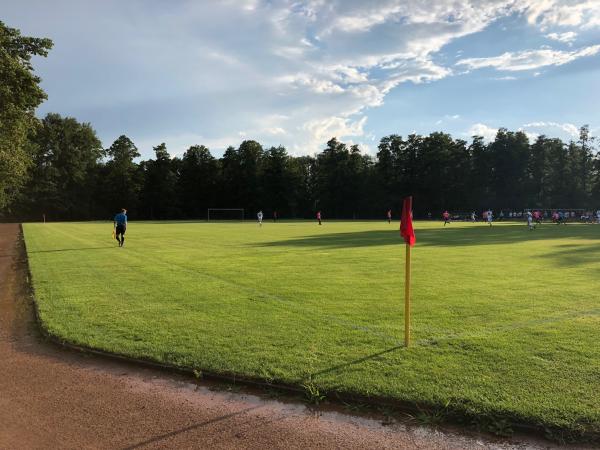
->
[4,112,599,221]
[2,20,599,221]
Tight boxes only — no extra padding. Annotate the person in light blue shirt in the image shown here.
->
[113,208,127,247]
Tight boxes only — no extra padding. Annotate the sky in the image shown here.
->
[3,0,600,158]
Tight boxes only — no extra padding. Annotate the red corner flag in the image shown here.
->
[400,196,416,246]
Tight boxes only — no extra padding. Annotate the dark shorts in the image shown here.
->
[116,224,126,235]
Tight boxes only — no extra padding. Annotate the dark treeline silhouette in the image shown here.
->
[4,113,599,221]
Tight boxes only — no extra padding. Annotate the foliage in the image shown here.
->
[0,21,52,210]
[18,113,103,219]
[7,124,600,220]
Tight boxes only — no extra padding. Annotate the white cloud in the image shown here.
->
[464,121,584,144]
[300,116,368,153]
[7,0,600,156]
[456,45,600,71]
[264,127,286,135]
[524,1,600,30]
[519,129,540,141]
[546,31,577,44]
[468,123,498,141]
[522,121,580,137]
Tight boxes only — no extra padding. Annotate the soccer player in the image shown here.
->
[526,211,535,230]
[442,210,450,226]
[317,210,322,225]
[499,210,505,221]
[257,210,263,226]
[471,211,476,222]
[486,209,493,227]
[387,209,392,224]
[113,208,127,247]
[273,210,278,222]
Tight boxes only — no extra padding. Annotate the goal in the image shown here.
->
[207,208,245,221]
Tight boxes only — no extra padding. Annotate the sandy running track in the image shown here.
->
[0,223,577,449]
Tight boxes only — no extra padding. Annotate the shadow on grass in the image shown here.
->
[308,345,404,381]
[28,246,115,254]
[543,242,600,269]
[253,224,600,250]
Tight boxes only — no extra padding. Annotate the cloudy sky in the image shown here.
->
[3,0,600,158]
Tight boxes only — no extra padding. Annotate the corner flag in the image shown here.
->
[400,197,416,246]
[400,196,415,347]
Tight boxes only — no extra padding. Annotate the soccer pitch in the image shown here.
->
[23,220,600,437]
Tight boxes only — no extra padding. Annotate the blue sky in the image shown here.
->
[3,0,600,158]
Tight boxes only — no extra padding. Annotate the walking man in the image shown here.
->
[486,209,493,227]
[257,210,264,226]
[526,211,535,230]
[114,208,127,247]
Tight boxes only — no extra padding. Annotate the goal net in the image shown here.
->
[207,208,245,221]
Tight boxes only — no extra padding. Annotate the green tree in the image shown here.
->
[262,146,291,216]
[467,136,491,210]
[103,135,142,216]
[19,113,103,219]
[570,125,595,207]
[220,145,243,208]
[141,143,178,219]
[544,137,569,207]
[0,21,52,211]
[177,145,217,218]
[528,135,552,207]
[314,138,350,217]
[238,140,264,213]
[287,155,315,218]
[488,129,530,208]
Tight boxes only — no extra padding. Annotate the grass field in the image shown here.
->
[23,220,600,438]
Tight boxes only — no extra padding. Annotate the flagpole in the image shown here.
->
[400,195,414,348]
[404,243,411,347]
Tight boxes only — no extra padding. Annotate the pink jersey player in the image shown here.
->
[443,210,450,226]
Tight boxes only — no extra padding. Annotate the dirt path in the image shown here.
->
[0,223,577,449]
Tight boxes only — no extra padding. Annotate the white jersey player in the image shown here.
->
[596,210,600,224]
[257,210,263,226]
[526,211,534,230]
[486,209,493,227]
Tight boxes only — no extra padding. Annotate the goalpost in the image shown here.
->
[207,208,245,221]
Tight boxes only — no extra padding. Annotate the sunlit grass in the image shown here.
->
[23,220,600,436]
